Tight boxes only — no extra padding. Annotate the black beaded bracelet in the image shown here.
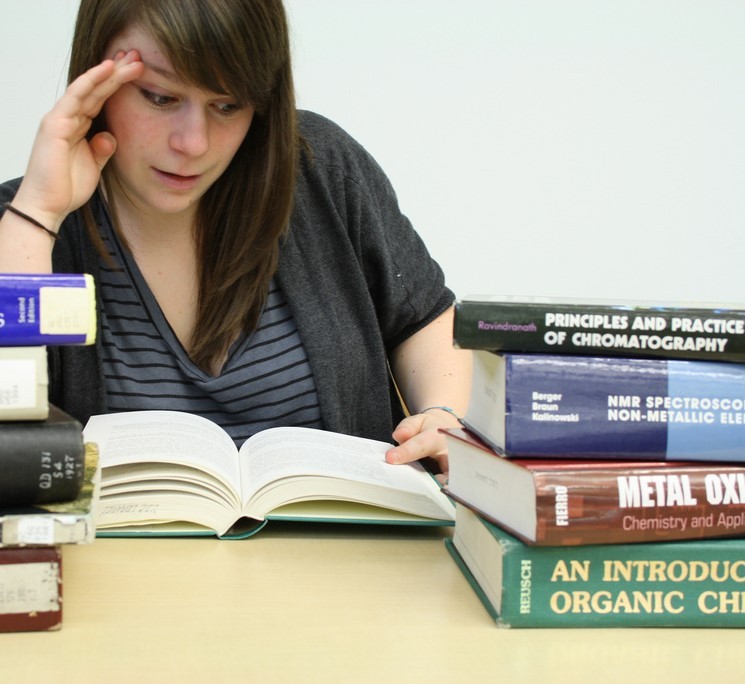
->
[2,203,59,241]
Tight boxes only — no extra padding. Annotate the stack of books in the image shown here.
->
[444,295,745,627]
[0,273,99,633]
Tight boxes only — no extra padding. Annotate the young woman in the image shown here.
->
[0,0,471,479]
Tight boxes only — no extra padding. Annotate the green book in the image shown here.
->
[446,502,745,628]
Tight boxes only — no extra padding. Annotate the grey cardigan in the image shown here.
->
[0,111,453,444]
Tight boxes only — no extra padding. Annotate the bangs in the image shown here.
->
[141,0,286,113]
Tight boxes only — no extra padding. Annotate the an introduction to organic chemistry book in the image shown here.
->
[447,502,745,628]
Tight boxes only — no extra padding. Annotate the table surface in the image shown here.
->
[3,522,743,684]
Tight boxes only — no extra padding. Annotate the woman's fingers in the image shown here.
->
[58,51,142,123]
[15,52,143,222]
[88,131,117,170]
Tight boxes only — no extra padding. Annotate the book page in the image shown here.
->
[239,426,448,509]
[84,411,242,498]
[102,463,239,509]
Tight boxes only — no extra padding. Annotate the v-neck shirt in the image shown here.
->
[96,211,323,447]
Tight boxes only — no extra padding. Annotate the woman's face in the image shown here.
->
[102,24,254,222]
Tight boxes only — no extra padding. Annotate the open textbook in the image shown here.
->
[83,410,454,538]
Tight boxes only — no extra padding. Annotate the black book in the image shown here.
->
[453,295,745,363]
[0,405,85,508]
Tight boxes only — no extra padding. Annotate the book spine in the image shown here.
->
[0,546,62,632]
[453,300,745,362]
[532,467,745,545]
[0,347,49,420]
[501,354,745,462]
[0,443,100,548]
[0,409,85,507]
[0,273,96,346]
[501,535,745,627]
[455,506,745,627]
[0,513,95,547]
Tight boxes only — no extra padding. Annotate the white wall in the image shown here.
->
[4,1,744,303]
[3,1,80,178]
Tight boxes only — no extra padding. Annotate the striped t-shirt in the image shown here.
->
[96,218,323,447]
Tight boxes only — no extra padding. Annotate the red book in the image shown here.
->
[0,546,62,632]
[444,427,745,546]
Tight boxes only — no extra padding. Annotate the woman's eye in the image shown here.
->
[139,88,176,108]
[214,102,241,116]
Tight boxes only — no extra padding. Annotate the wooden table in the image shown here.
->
[3,523,743,683]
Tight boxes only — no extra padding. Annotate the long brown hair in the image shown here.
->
[69,0,299,371]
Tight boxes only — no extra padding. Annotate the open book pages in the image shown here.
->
[84,410,454,537]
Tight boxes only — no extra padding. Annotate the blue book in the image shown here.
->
[463,350,745,462]
[0,274,96,346]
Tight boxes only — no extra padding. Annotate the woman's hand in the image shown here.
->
[385,408,463,484]
[384,306,473,484]
[11,50,144,230]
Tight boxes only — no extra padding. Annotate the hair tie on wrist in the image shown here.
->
[421,405,461,421]
[3,203,59,241]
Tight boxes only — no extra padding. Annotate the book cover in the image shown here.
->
[448,502,745,628]
[0,443,100,547]
[83,410,455,539]
[0,273,96,346]
[453,295,745,363]
[444,428,745,546]
[0,546,62,632]
[464,349,745,462]
[0,405,85,507]
[0,346,48,420]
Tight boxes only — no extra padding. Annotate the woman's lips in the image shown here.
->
[153,168,201,190]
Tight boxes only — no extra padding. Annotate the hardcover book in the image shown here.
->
[464,349,745,461]
[0,546,62,633]
[83,410,455,538]
[0,443,100,548]
[0,273,96,346]
[0,346,48,420]
[447,502,745,628]
[453,295,745,363]
[444,428,745,546]
[0,405,85,507]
